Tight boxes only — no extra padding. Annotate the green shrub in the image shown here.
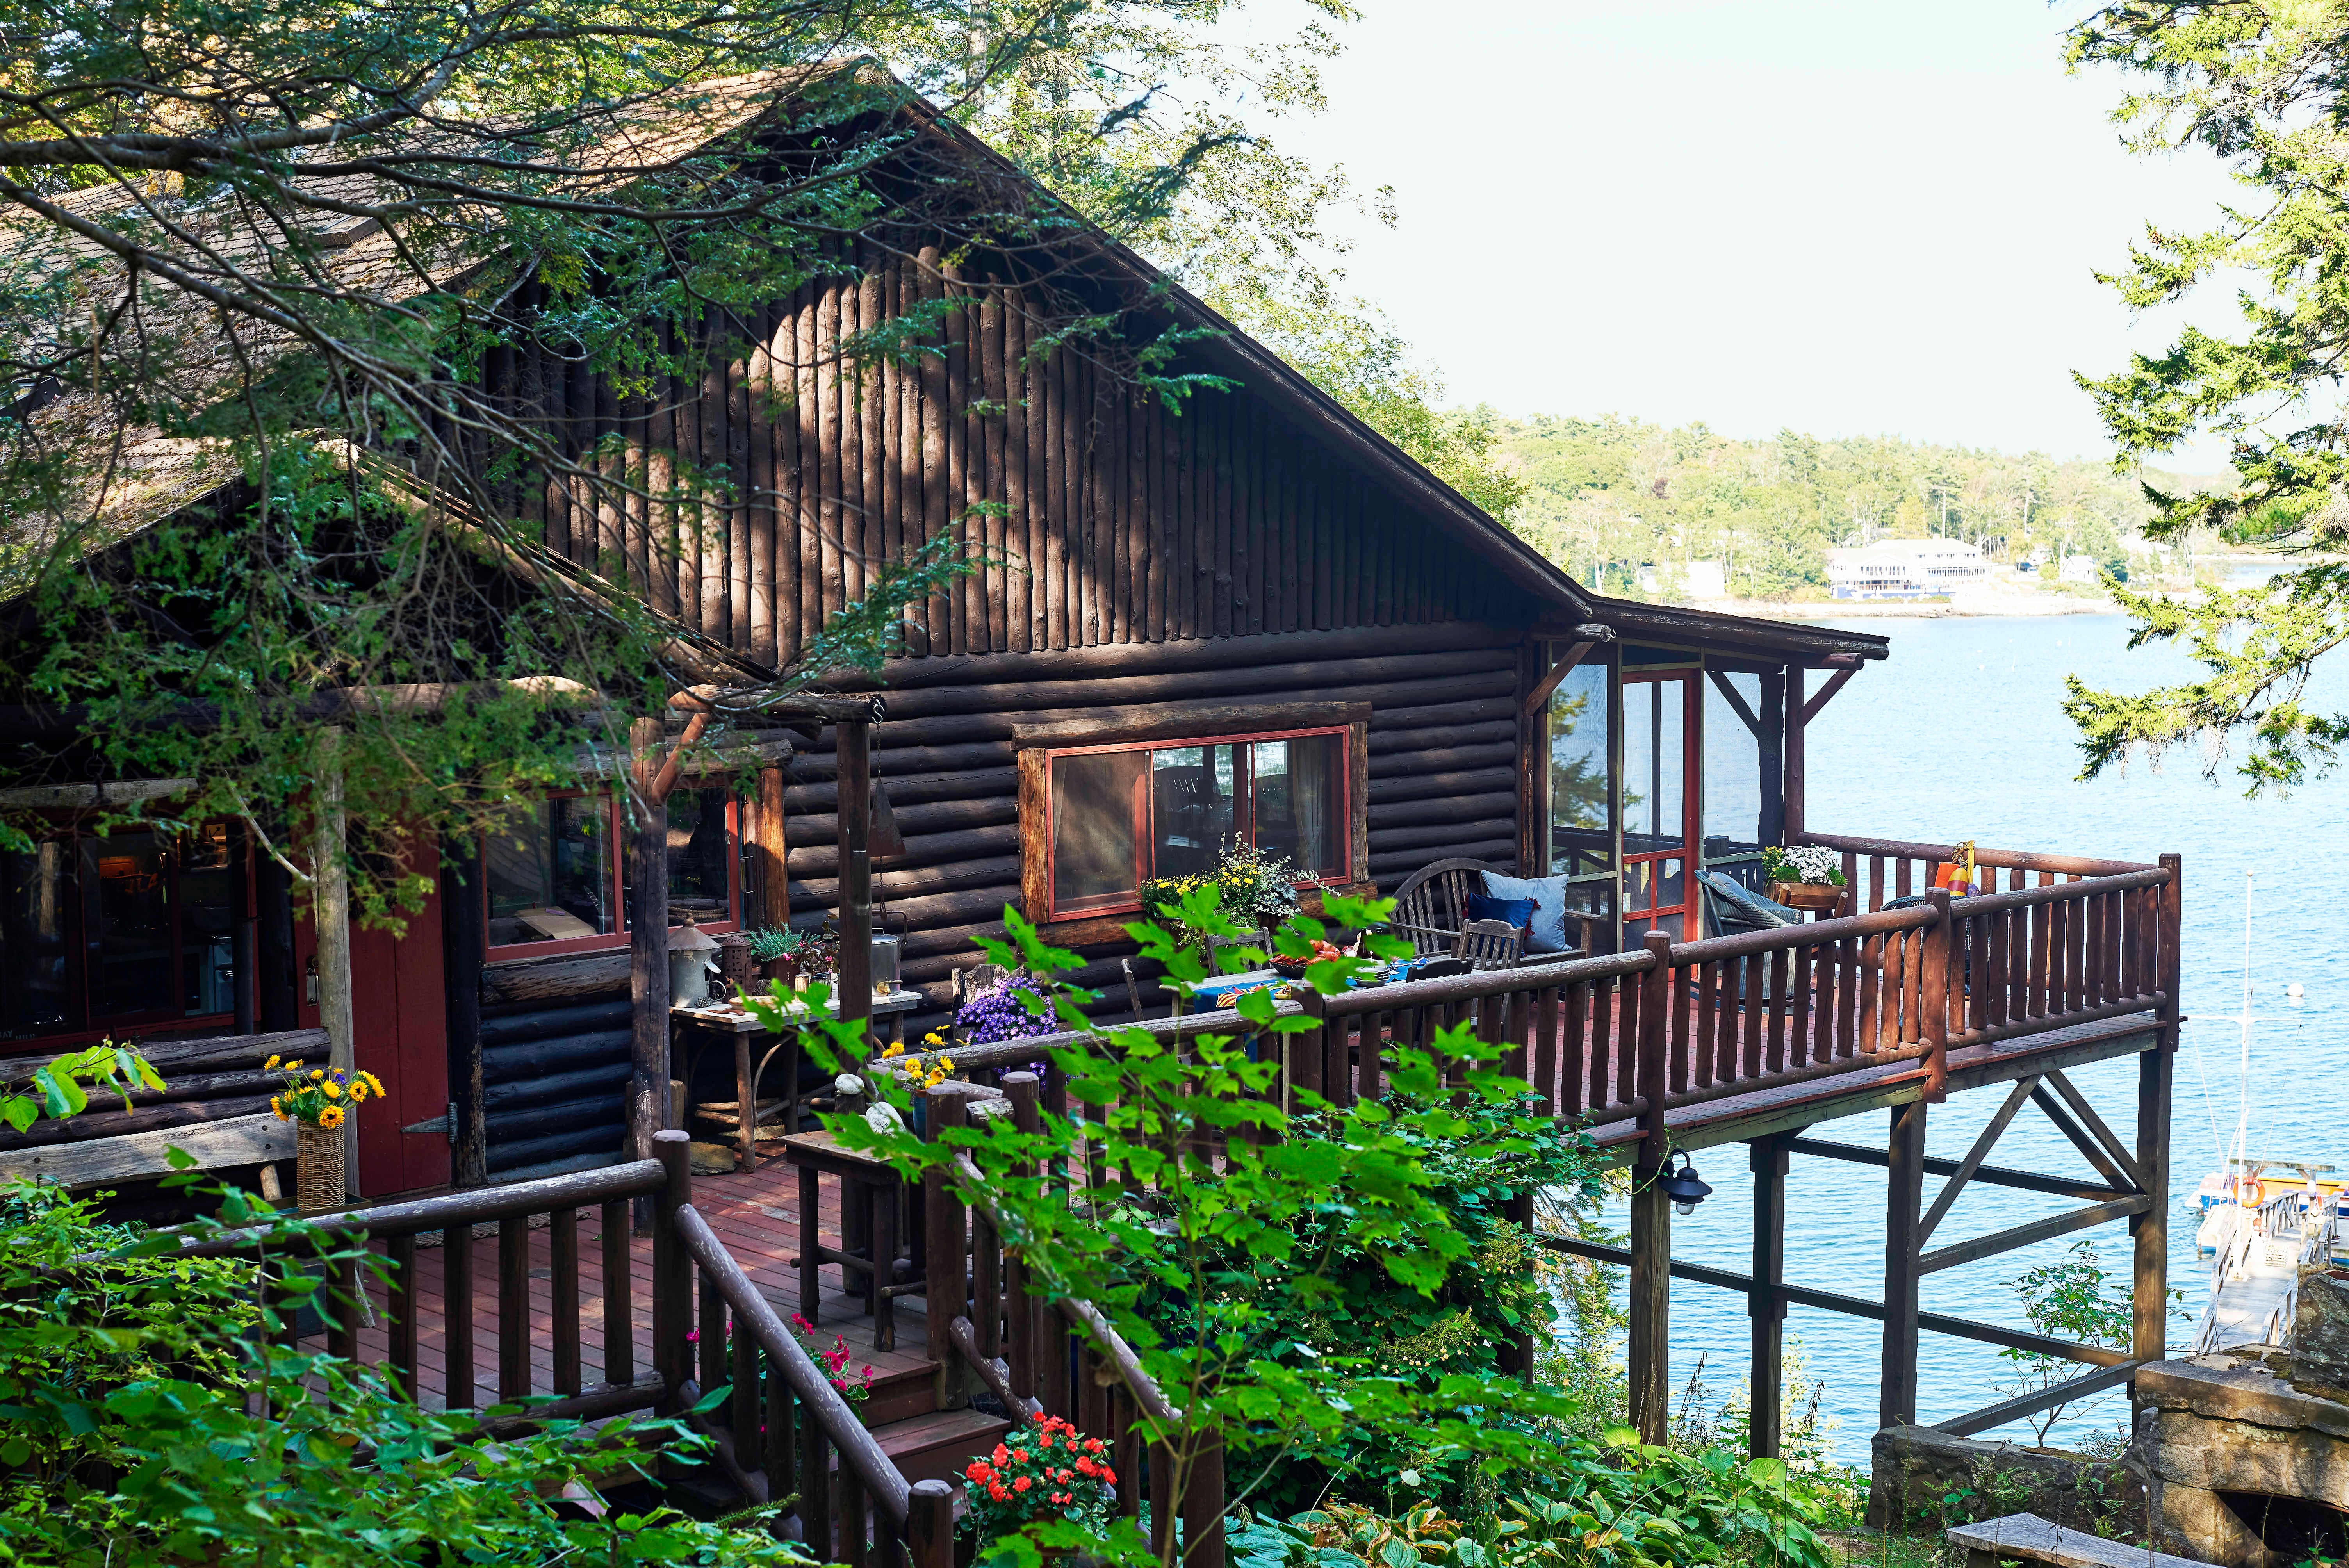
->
[0,1178,809,1566]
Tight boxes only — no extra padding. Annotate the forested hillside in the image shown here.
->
[1489,414,2217,600]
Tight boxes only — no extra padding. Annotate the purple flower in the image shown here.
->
[955,974,1057,1045]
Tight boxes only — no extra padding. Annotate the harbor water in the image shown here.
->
[1602,612,2345,1463]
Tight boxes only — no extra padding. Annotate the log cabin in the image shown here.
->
[2,69,2192,1550]
[0,71,1898,1199]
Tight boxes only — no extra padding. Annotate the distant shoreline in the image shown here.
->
[1681,593,2119,620]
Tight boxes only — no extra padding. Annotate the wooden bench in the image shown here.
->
[0,1029,322,1194]
[1947,1513,2212,1568]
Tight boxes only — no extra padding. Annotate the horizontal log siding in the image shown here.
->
[781,623,1527,1031]
[491,251,1545,660]
[476,986,631,1177]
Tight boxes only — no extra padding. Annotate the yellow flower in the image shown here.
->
[264,1055,281,1070]
[317,1105,345,1130]
[361,1071,384,1095]
[881,1042,905,1059]
[310,1069,326,1082]
[269,1097,285,1120]
[285,1060,303,1073]
[937,1056,955,1073]
[322,1082,342,1100]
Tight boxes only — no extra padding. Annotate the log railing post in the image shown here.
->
[1004,1071,1040,1402]
[1748,1131,1791,1460]
[924,1085,969,1410]
[1181,1432,1226,1568]
[652,1128,693,1409]
[628,715,670,1234]
[907,1479,954,1568]
[1920,890,1951,1102]
[1636,933,1672,1167]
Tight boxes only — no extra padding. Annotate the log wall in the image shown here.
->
[786,620,1530,1032]
[485,249,1545,665]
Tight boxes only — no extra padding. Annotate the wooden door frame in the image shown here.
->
[1619,667,1701,943]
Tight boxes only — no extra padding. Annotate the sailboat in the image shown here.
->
[2188,871,2347,1354]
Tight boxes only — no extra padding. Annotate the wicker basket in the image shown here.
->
[296,1121,347,1215]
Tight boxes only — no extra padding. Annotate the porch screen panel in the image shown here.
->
[1053,750,1148,910]
[665,788,733,923]
[1622,679,1687,928]
[1249,734,1345,878]
[1547,662,1611,877]
[1702,671,1772,880]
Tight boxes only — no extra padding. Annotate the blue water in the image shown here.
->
[1608,613,2346,1463]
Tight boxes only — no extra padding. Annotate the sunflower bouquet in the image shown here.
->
[265,1055,385,1130]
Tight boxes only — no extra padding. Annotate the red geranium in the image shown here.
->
[959,1414,1117,1544]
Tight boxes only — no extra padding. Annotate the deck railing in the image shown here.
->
[924,834,2180,1171]
[151,1131,952,1568]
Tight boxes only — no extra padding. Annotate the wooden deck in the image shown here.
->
[1579,1008,2167,1163]
[321,1150,905,1414]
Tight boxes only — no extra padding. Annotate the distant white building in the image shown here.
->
[2058,554,2099,585]
[1826,539,1993,599]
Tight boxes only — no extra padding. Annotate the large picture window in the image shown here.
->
[483,785,743,956]
[1037,727,1353,920]
[0,822,239,1043]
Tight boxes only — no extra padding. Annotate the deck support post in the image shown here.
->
[1748,1131,1793,1459]
[1629,1169,1672,1446]
[2134,853,2182,1370]
[628,715,670,1235]
[1880,1100,1927,1428]
[651,1128,692,1412]
[1783,666,1804,841]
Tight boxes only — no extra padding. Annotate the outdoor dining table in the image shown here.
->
[671,987,925,1171]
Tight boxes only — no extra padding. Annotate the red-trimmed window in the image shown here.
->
[1040,727,1351,920]
[482,786,744,959]
[0,821,241,1044]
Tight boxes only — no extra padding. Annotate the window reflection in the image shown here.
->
[1548,661,1611,877]
[485,797,615,946]
[1150,745,1234,878]
[1249,734,1343,877]
[1623,678,1685,857]
[1053,751,1146,910]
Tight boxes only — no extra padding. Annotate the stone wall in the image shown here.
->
[1866,1424,2145,1539]
[2133,1352,2349,1568]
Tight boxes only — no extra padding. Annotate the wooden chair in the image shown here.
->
[1456,918,1525,971]
[1387,857,1600,958]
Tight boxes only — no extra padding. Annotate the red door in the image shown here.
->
[1621,671,1700,942]
[295,839,452,1197]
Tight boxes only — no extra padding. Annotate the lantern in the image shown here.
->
[668,919,721,1007]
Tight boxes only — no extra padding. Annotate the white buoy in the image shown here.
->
[2288,983,2305,1000]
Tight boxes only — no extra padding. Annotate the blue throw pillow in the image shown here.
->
[1480,871,1574,953]
[1463,892,1538,932]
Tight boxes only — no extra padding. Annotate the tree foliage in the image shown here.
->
[1490,415,2181,601]
[2064,3,2349,789]
[0,0,1296,912]
[961,4,1527,521]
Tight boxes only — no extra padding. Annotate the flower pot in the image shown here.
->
[1768,880,1845,913]
[296,1121,346,1215]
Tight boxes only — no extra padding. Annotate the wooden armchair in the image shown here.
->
[1457,918,1525,971]
[1387,857,1600,962]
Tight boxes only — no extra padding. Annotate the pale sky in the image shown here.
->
[1228,0,2247,468]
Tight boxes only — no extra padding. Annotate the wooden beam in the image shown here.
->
[1707,669,1762,738]
[1936,1360,2144,1440]
[1799,665,1858,726]
[1628,1174,1671,1446]
[1919,1076,2041,1245]
[2133,1026,2175,1365]
[1538,1233,2134,1367]
[1522,641,1599,717]
[2030,1084,2140,1194]
[1882,1101,1925,1428]
[1749,1134,1791,1461]
[1917,1195,2155,1277]
[1011,700,1371,749]
[2042,1067,2146,1192]
[0,1112,295,1188]
[1784,666,1806,841]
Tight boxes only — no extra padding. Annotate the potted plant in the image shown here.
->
[960,1414,1117,1556]
[1760,844,1848,911]
[1139,840,1300,954]
[747,925,806,985]
[265,1054,387,1214]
